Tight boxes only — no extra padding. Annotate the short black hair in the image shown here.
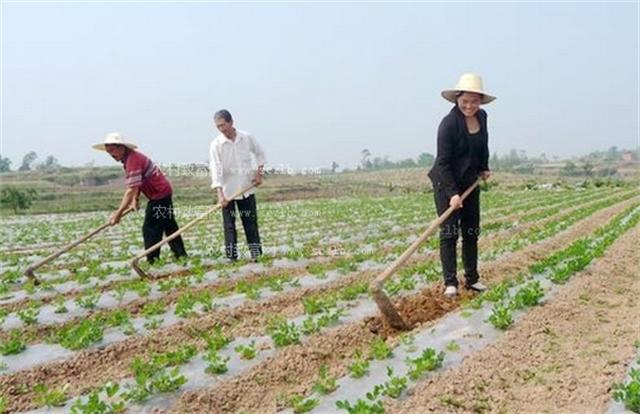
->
[214,109,233,123]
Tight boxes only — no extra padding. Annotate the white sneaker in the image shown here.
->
[444,286,458,297]
[467,282,488,292]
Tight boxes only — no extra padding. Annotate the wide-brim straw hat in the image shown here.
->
[92,132,138,151]
[441,73,496,104]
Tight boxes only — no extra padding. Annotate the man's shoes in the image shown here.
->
[444,285,458,298]
[466,282,488,292]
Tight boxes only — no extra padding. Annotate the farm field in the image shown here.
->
[0,182,639,413]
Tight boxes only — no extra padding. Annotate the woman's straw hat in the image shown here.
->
[441,73,496,104]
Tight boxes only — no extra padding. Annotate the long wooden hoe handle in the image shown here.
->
[130,184,257,279]
[24,207,135,285]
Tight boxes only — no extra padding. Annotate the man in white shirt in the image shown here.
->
[209,109,266,261]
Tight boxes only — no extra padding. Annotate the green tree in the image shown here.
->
[0,156,11,172]
[19,151,38,171]
[0,186,38,213]
[417,152,435,167]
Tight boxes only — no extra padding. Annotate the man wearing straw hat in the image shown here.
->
[93,132,188,263]
[209,110,266,262]
[428,73,494,298]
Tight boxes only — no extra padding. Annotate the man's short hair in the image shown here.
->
[214,109,233,123]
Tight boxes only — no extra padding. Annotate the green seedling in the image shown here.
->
[1,331,26,355]
[407,348,445,380]
[75,289,100,309]
[204,349,230,375]
[289,394,319,414]
[488,303,513,330]
[268,318,301,347]
[34,383,69,407]
[511,280,544,309]
[141,301,166,317]
[336,398,385,413]
[56,319,104,350]
[203,325,232,351]
[234,341,258,360]
[313,364,338,395]
[369,338,393,360]
[348,349,370,378]
[613,368,640,412]
[366,367,407,399]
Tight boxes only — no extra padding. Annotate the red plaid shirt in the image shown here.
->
[123,150,172,200]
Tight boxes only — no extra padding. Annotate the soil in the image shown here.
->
[388,224,639,414]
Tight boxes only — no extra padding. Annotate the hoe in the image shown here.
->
[370,178,482,330]
[24,208,134,285]
[131,184,256,279]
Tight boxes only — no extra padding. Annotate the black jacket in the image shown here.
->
[428,106,490,200]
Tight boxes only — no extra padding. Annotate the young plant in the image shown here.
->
[369,337,393,360]
[613,367,640,412]
[17,303,40,325]
[235,280,261,300]
[339,282,369,301]
[336,398,385,413]
[267,318,301,347]
[141,301,167,317]
[202,325,232,351]
[144,317,164,330]
[104,309,131,328]
[347,349,370,378]
[204,349,230,375]
[0,331,26,355]
[488,303,513,330]
[366,367,407,399]
[34,383,69,407]
[56,319,104,350]
[70,390,125,414]
[313,364,338,395]
[234,341,258,360]
[53,297,69,314]
[483,281,510,302]
[407,348,445,380]
[511,280,544,309]
[289,394,319,414]
[175,292,197,318]
[75,289,100,309]
[152,345,198,367]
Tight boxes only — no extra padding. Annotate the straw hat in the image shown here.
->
[92,132,138,151]
[441,73,496,104]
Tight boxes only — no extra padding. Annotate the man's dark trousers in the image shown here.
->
[142,195,187,263]
[222,194,262,260]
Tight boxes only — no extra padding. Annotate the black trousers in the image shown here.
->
[433,186,481,287]
[143,195,187,263]
[221,194,262,260]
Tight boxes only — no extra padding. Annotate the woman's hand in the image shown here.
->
[449,194,463,209]
[480,170,491,180]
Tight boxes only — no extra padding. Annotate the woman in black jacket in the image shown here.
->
[428,73,495,297]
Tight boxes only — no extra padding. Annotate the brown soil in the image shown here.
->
[2,197,636,413]
[388,224,640,414]
[170,198,638,413]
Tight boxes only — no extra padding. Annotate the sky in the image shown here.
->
[1,1,638,171]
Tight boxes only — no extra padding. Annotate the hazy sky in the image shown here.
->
[1,1,638,170]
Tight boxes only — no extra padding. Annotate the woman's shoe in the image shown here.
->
[444,285,458,297]
[467,282,488,292]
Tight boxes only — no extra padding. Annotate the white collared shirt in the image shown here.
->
[209,130,266,200]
